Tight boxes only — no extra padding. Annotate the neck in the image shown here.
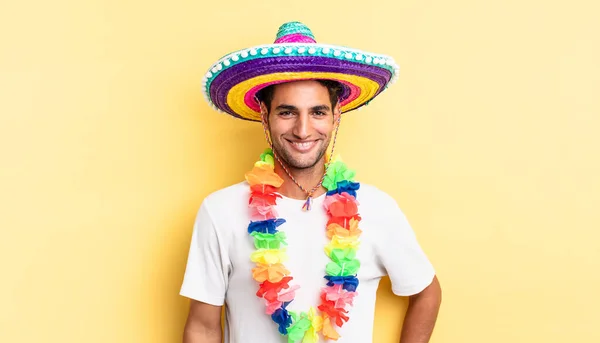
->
[274,158,327,200]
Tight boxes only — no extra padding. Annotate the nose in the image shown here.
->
[292,112,310,139]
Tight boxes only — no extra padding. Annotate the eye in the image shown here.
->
[314,111,326,116]
[279,111,293,116]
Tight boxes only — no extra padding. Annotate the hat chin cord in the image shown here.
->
[260,111,342,211]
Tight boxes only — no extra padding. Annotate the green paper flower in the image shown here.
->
[250,231,287,249]
[287,311,311,342]
[322,160,356,191]
[325,248,361,276]
[260,148,275,167]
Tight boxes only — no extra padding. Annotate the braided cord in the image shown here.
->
[261,114,342,200]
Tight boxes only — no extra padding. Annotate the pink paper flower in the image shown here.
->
[322,284,357,309]
[264,284,300,314]
[249,197,278,219]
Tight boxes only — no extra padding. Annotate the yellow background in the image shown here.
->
[1,0,599,342]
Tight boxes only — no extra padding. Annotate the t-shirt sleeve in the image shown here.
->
[179,200,230,306]
[375,201,436,296]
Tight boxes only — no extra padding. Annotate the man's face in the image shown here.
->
[262,80,339,170]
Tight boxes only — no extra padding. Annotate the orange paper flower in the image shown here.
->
[326,219,362,239]
[252,263,290,283]
[245,164,284,187]
[322,315,341,341]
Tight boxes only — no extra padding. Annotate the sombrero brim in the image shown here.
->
[202,43,399,121]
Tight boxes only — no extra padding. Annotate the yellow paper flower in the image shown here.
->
[254,160,273,169]
[250,249,288,265]
[302,307,323,343]
[325,235,360,256]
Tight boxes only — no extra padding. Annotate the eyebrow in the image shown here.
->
[310,105,331,112]
[274,104,331,112]
[275,104,298,111]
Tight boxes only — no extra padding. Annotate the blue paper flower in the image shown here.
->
[270,302,293,335]
[326,180,360,198]
[247,218,286,234]
[324,275,359,292]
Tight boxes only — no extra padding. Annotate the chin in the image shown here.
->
[288,156,321,169]
[277,146,325,170]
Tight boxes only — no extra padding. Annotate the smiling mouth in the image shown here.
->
[286,139,318,153]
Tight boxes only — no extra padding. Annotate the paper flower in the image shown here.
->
[287,312,311,342]
[245,163,284,187]
[260,148,275,167]
[326,220,362,239]
[257,276,293,301]
[271,302,293,335]
[322,284,357,308]
[249,184,281,204]
[318,293,349,327]
[251,248,288,265]
[324,275,359,292]
[251,231,287,250]
[252,263,290,283]
[303,307,323,343]
[322,314,341,341]
[322,159,356,191]
[319,294,350,327]
[327,214,362,229]
[285,307,324,343]
[247,218,286,234]
[254,161,273,170]
[324,235,360,256]
[265,284,300,314]
[325,248,360,276]
[323,193,359,218]
[326,180,360,198]
[249,197,278,219]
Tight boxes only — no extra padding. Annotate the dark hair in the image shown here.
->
[256,80,343,113]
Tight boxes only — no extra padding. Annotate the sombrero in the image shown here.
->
[202,21,400,122]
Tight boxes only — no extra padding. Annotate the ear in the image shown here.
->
[333,103,342,123]
[258,102,273,145]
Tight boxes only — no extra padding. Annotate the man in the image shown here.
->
[181,21,441,343]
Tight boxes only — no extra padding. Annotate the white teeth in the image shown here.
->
[292,141,314,149]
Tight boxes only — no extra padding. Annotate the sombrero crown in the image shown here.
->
[202,21,399,121]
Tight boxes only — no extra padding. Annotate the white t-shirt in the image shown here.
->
[180,181,435,343]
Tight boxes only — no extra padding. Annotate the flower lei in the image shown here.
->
[245,148,362,342]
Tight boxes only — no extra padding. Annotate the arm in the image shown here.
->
[180,201,230,342]
[183,300,222,343]
[400,276,442,343]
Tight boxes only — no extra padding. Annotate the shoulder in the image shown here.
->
[357,183,403,213]
[201,180,250,213]
[191,181,251,238]
[355,183,412,227]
